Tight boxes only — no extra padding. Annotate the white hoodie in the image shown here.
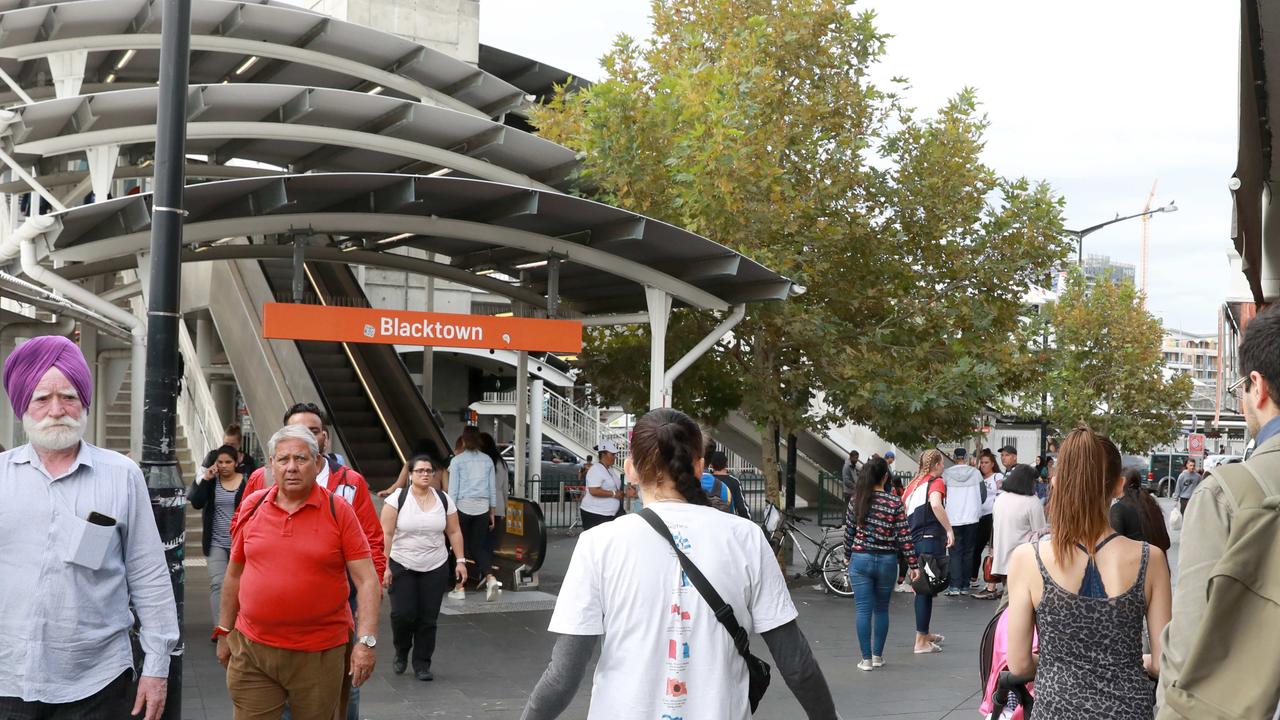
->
[942,464,984,526]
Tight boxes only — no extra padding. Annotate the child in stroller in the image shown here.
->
[978,599,1036,719]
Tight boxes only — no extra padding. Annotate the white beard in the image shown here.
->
[23,413,86,451]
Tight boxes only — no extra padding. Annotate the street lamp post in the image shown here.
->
[140,1,192,717]
[1063,201,1178,264]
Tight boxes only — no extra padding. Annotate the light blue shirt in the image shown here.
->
[0,442,179,702]
[448,450,496,512]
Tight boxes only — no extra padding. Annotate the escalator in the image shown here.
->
[259,260,451,489]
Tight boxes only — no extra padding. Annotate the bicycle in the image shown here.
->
[761,504,853,598]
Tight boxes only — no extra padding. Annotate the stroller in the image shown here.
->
[978,598,1036,719]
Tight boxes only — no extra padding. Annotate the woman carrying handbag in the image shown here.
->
[521,408,837,719]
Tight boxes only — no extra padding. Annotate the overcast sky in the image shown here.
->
[481,0,1239,334]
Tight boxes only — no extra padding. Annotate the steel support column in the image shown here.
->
[644,287,671,410]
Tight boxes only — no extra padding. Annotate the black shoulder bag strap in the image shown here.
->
[639,508,771,711]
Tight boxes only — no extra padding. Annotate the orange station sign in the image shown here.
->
[262,303,583,353]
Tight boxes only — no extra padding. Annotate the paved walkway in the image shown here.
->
[179,501,1183,719]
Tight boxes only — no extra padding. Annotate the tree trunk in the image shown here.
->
[761,419,781,509]
[760,419,787,571]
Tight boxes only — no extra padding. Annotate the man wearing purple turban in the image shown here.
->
[0,335,178,720]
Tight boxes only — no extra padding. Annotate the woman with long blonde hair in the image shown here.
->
[1005,427,1171,718]
[901,448,953,654]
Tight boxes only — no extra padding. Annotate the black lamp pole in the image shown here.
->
[1063,201,1177,264]
[140,1,193,717]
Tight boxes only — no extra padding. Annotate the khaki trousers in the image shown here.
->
[226,631,348,720]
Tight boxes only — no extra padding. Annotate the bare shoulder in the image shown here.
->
[1009,541,1038,569]
[1145,543,1168,570]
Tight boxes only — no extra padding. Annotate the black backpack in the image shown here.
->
[395,486,450,520]
[705,476,733,514]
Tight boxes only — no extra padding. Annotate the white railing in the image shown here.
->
[543,390,601,455]
[121,270,222,469]
[176,318,224,463]
[481,389,629,458]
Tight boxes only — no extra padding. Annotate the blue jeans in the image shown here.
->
[914,535,946,635]
[949,523,978,591]
[848,553,898,659]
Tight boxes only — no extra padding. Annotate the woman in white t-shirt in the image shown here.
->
[379,455,467,682]
[521,408,838,720]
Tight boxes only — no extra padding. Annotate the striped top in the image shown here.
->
[843,490,919,568]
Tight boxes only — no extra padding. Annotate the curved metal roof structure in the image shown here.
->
[3,84,577,190]
[40,174,792,313]
[0,0,525,115]
[0,0,792,322]
[478,44,591,104]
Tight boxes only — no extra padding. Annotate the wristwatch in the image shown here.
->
[357,635,377,649]
[211,625,232,641]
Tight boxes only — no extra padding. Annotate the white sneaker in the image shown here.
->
[857,659,874,671]
[485,577,502,602]
[447,588,465,600]
[894,582,912,593]
[871,656,884,668]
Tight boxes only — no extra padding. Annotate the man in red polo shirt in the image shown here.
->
[237,403,386,580]
[216,425,380,720]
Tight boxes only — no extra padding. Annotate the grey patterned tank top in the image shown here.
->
[211,479,239,550]
[1030,540,1155,719]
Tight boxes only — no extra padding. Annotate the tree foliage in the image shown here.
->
[533,0,1070,496]
[1041,272,1192,453]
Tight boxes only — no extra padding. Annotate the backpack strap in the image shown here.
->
[1213,458,1280,513]
[330,464,351,495]
[433,486,450,513]
[243,487,274,524]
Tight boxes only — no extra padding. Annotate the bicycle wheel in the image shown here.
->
[819,546,854,598]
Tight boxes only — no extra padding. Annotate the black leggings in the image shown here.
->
[459,511,493,580]
[971,513,994,582]
[388,559,451,673]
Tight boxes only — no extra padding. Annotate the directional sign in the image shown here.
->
[262,303,582,353]
[1188,432,1206,459]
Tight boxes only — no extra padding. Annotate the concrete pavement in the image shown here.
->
[179,500,1183,719]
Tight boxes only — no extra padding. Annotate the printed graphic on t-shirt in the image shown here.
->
[663,530,693,717]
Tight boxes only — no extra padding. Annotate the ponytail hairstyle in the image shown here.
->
[1099,434,1123,490]
[1049,427,1115,561]
[629,408,709,506]
[915,449,943,483]
[853,456,890,527]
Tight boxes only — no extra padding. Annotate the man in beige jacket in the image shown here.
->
[1158,304,1280,712]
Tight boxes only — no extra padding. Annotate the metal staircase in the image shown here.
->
[472,389,628,461]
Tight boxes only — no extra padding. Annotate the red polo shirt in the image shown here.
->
[231,483,371,652]
[237,461,387,578]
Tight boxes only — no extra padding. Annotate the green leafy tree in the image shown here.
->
[534,0,1070,502]
[1041,272,1192,453]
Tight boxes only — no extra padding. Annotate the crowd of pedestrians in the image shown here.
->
[4,302,1280,720]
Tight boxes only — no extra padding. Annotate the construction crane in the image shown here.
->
[1139,180,1159,301]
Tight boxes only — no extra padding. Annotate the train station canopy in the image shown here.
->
[37,173,794,315]
[0,0,525,115]
[3,83,577,190]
